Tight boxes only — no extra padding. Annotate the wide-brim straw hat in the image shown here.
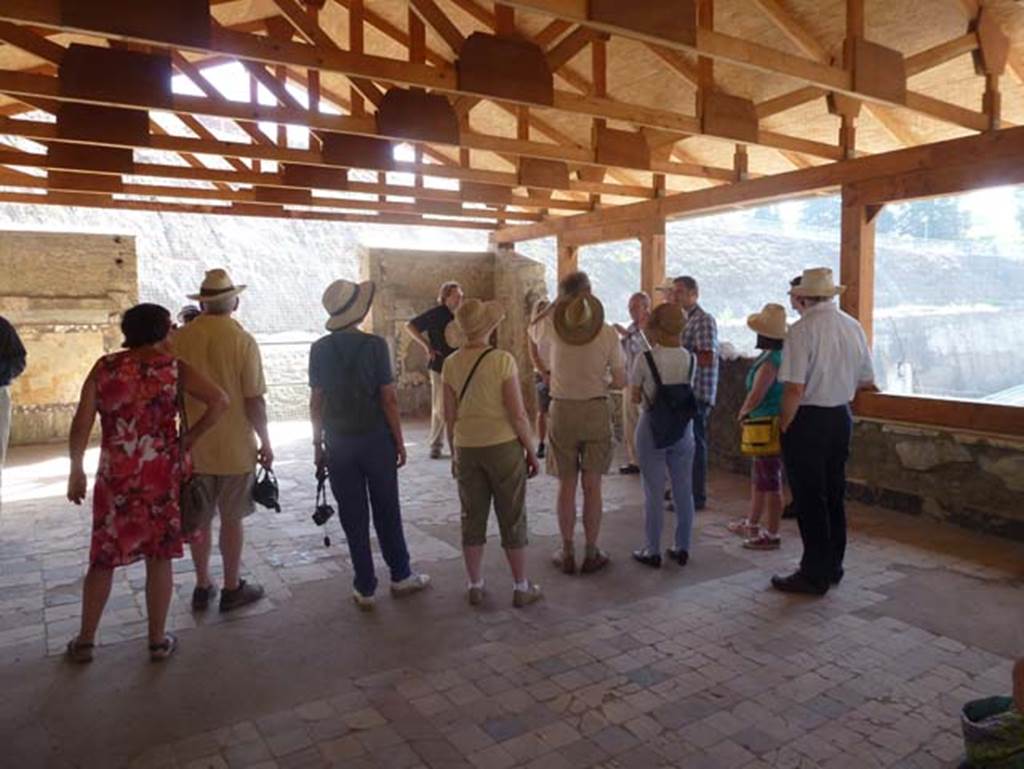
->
[646,302,685,347]
[553,293,604,346]
[747,303,788,340]
[789,267,846,297]
[453,298,504,344]
[323,279,375,331]
[187,268,247,302]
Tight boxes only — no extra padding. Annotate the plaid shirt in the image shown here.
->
[621,322,649,384]
[681,304,719,405]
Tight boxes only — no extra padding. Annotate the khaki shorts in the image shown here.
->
[455,440,528,549]
[195,473,255,527]
[547,398,613,478]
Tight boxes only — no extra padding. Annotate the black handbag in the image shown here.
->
[253,466,281,512]
[178,386,211,536]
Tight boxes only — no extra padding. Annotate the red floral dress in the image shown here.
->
[89,351,185,568]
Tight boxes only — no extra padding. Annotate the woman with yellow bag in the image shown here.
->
[729,303,788,550]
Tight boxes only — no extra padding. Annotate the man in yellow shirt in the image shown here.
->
[173,269,272,613]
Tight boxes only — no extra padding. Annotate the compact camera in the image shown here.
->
[312,467,336,546]
[312,500,335,526]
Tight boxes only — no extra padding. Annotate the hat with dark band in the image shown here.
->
[322,279,376,332]
[187,268,247,302]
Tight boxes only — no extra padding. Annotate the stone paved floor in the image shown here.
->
[1,420,1022,769]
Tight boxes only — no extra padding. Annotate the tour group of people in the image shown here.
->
[0,259,879,662]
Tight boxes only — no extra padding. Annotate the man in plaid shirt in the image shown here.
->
[673,276,718,510]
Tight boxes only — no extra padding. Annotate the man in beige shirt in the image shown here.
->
[173,269,272,613]
[530,271,625,576]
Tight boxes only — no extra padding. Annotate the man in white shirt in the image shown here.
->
[530,272,626,576]
[773,268,876,596]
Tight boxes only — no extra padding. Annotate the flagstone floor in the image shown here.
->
[1,420,1022,769]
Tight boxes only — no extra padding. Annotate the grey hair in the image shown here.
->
[628,291,651,306]
[202,296,238,315]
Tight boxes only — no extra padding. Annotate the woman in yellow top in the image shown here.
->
[442,299,542,608]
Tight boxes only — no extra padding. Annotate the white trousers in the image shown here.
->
[428,370,445,449]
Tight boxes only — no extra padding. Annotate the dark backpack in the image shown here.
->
[644,350,698,449]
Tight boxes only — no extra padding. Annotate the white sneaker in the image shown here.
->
[391,573,431,597]
[352,590,375,611]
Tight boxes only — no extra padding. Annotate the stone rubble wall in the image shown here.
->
[710,357,1024,541]
[0,230,137,445]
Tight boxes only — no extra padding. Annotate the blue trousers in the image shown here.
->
[635,411,695,553]
[691,402,712,508]
[781,405,852,586]
[325,426,412,596]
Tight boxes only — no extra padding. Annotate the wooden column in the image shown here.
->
[840,186,877,345]
[640,232,666,301]
[556,236,578,282]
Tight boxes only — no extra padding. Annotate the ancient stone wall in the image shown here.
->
[710,358,1024,541]
[0,231,137,444]
[361,247,548,418]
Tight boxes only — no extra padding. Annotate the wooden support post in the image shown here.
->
[840,185,876,345]
[495,4,516,37]
[557,236,578,281]
[696,0,713,117]
[349,0,365,117]
[640,231,666,301]
[408,8,426,63]
[733,143,748,180]
[983,73,1001,130]
[591,37,607,210]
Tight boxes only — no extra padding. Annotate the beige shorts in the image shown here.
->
[547,398,613,478]
[455,440,528,549]
[195,473,255,527]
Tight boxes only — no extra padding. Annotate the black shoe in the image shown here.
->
[666,548,689,566]
[429,446,443,459]
[219,579,265,612]
[537,443,546,459]
[191,584,218,611]
[830,569,844,586]
[782,502,797,520]
[632,550,661,568]
[771,571,828,596]
[694,500,707,511]
[663,489,672,501]
[619,464,640,475]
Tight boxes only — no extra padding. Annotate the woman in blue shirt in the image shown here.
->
[731,304,787,550]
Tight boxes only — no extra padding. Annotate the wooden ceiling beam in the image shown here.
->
[547,25,603,71]
[0,114,656,199]
[494,121,1024,243]
[0,11,847,161]
[0,189,505,229]
[408,0,466,57]
[483,0,993,132]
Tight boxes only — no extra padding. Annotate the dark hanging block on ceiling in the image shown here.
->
[588,0,697,46]
[458,33,554,107]
[254,186,312,205]
[321,133,395,172]
[60,0,211,49]
[851,39,906,105]
[419,200,465,217]
[281,164,349,191]
[595,126,651,171]
[376,88,460,145]
[48,170,124,194]
[47,141,134,174]
[518,158,570,190]
[577,166,607,184]
[60,44,173,109]
[701,91,759,144]
[461,181,509,203]
[56,103,150,147]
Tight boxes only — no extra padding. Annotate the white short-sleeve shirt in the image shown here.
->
[630,345,695,411]
[530,315,625,400]
[778,301,875,407]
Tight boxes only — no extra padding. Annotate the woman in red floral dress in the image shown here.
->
[66,304,227,662]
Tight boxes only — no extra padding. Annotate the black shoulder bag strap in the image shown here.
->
[458,348,496,404]
[644,350,664,388]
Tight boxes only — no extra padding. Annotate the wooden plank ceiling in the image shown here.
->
[0,0,1018,232]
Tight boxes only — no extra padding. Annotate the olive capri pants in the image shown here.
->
[454,440,529,548]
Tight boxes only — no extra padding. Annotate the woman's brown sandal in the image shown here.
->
[149,633,178,662]
[65,638,95,664]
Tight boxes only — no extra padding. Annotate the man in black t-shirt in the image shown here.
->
[405,282,464,458]
[0,314,27,498]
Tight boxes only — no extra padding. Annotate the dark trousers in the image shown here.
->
[781,405,852,587]
[325,425,412,596]
[691,402,712,508]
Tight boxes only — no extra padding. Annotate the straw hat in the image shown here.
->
[322,278,375,331]
[453,298,505,343]
[746,303,788,340]
[789,267,845,297]
[646,303,685,348]
[187,268,247,302]
[552,294,604,346]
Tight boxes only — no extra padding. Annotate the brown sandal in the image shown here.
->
[580,549,610,574]
[66,638,94,664]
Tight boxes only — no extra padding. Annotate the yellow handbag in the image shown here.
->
[740,416,781,457]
